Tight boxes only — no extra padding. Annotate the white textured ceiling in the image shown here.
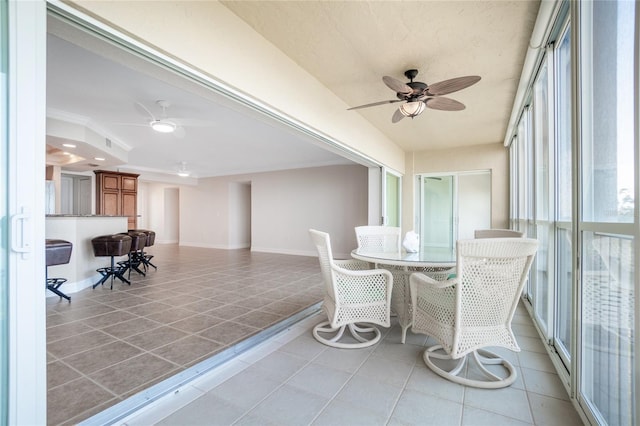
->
[46,1,539,178]
[221,1,540,151]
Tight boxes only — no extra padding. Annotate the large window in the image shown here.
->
[532,57,553,336]
[554,22,572,366]
[579,1,636,424]
[509,2,638,424]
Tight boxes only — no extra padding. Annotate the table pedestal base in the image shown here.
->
[386,265,455,344]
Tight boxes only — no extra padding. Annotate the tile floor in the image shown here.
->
[117,305,585,426]
[47,244,584,426]
[46,245,324,425]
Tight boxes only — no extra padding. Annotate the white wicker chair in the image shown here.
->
[410,238,538,388]
[355,225,402,252]
[309,229,393,348]
[474,229,524,238]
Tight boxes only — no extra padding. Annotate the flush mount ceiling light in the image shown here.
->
[150,119,176,133]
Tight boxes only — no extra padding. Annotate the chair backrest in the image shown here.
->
[452,238,538,357]
[474,229,524,239]
[309,229,337,300]
[355,226,401,252]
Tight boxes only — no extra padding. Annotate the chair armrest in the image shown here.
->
[410,272,457,289]
[331,265,393,303]
[334,259,370,271]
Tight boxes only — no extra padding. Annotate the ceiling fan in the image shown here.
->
[115,100,214,138]
[131,100,185,137]
[348,69,481,123]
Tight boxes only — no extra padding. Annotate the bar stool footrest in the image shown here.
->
[46,278,71,301]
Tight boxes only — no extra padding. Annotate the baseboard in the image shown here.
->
[250,246,318,257]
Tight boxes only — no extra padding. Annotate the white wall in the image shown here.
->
[403,143,509,232]
[141,164,367,258]
[164,188,179,243]
[228,182,251,249]
[250,165,368,258]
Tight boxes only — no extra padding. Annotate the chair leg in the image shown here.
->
[423,345,517,389]
[312,320,382,349]
[46,278,71,302]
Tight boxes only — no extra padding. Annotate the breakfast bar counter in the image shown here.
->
[45,215,128,294]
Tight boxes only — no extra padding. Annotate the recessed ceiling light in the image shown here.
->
[177,171,190,177]
[62,143,76,148]
[94,157,105,161]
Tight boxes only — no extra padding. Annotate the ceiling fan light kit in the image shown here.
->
[348,69,480,123]
[150,120,176,133]
[399,101,426,118]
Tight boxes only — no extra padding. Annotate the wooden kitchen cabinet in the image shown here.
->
[95,170,139,229]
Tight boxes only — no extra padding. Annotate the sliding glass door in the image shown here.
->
[420,175,454,248]
[418,171,491,249]
[0,1,9,422]
[4,1,47,423]
[384,170,401,227]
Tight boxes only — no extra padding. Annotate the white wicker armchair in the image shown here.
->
[474,229,524,238]
[309,229,393,348]
[410,238,538,388]
[355,225,401,252]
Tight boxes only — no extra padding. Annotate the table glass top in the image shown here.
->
[352,246,456,264]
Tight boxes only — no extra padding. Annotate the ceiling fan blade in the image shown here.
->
[425,96,466,111]
[426,76,481,96]
[174,126,186,139]
[113,122,148,127]
[347,99,403,110]
[391,108,406,123]
[382,76,413,95]
[134,101,157,121]
[167,117,217,127]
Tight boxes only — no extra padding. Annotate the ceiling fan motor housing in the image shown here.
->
[396,81,428,100]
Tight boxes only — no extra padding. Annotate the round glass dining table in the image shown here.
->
[351,247,457,343]
[350,247,456,268]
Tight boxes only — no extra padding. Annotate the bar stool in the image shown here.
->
[129,229,157,271]
[45,239,73,301]
[91,234,132,289]
[117,231,147,279]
